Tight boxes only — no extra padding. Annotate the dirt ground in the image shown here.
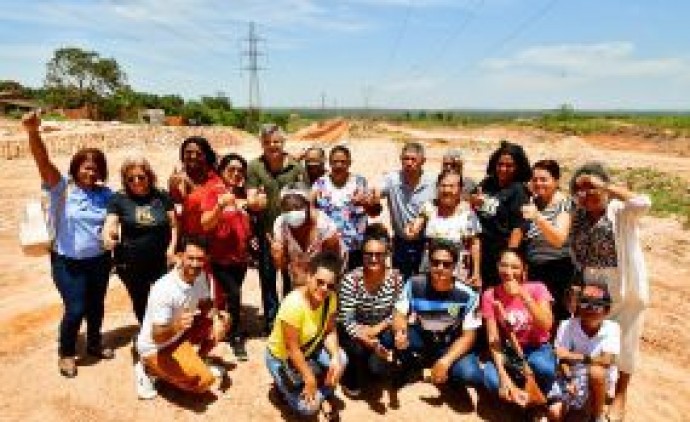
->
[0,120,688,422]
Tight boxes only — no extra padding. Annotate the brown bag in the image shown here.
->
[494,302,547,407]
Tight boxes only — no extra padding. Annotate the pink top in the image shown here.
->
[481,282,553,347]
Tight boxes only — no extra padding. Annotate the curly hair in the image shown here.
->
[485,140,532,184]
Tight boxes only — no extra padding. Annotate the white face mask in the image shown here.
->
[284,209,307,228]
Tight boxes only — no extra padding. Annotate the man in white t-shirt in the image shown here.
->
[548,280,620,422]
[134,236,231,399]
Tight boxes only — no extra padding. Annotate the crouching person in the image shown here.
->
[547,277,620,422]
[134,236,231,399]
[383,240,484,389]
[265,251,347,420]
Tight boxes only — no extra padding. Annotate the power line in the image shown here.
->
[405,0,486,81]
[434,0,562,102]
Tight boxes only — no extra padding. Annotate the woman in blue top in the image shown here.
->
[23,111,114,378]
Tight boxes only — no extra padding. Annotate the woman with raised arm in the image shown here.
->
[569,162,651,422]
[22,111,114,378]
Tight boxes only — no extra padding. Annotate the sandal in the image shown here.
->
[86,345,115,360]
[58,356,77,378]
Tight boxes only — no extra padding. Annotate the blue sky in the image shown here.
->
[1,0,688,110]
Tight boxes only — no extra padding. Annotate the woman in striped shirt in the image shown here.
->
[337,223,403,397]
[521,160,575,324]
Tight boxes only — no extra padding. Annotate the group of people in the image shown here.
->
[22,109,650,422]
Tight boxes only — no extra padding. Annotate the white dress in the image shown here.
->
[573,195,651,374]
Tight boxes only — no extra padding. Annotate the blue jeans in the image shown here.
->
[256,234,291,332]
[483,343,557,394]
[51,253,112,357]
[392,237,425,282]
[265,347,348,416]
[380,323,484,386]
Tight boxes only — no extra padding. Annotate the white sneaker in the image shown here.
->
[134,361,157,400]
[208,363,227,380]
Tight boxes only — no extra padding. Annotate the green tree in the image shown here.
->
[44,47,126,110]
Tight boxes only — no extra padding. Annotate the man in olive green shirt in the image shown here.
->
[246,123,307,333]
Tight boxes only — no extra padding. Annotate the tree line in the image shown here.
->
[1,47,287,131]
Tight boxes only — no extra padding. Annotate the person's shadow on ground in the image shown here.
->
[76,324,139,367]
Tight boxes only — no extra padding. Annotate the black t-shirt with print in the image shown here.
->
[475,178,529,252]
[107,188,174,263]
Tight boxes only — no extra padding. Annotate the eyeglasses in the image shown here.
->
[430,259,455,270]
[316,278,337,291]
[126,174,147,183]
[363,251,386,260]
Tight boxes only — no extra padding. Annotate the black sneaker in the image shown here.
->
[229,336,248,361]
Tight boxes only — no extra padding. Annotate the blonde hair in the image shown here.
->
[120,155,157,194]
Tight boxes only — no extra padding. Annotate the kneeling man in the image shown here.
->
[134,235,231,399]
[385,240,483,389]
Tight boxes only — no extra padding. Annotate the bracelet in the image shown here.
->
[583,354,592,365]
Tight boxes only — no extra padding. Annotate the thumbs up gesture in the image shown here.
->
[351,186,366,206]
[521,196,539,221]
[469,186,485,209]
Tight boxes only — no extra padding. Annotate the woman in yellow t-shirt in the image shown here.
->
[265,251,347,420]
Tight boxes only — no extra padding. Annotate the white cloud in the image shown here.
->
[481,42,688,79]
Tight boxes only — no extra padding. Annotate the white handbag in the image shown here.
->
[19,195,53,256]
[20,182,70,256]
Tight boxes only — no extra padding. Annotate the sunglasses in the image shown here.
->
[577,298,608,311]
[430,259,455,270]
[126,174,147,183]
[363,251,386,259]
[316,278,337,291]
[225,166,245,173]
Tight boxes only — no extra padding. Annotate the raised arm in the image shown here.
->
[22,111,61,188]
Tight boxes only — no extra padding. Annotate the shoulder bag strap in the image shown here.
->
[301,294,332,358]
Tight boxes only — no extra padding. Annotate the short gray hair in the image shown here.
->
[259,123,285,140]
[442,149,464,162]
[401,141,425,157]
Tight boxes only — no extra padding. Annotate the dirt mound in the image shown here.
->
[293,118,350,142]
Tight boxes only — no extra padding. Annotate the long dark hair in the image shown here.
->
[486,140,531,184]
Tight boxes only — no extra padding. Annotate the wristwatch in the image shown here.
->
[583,354,592,365]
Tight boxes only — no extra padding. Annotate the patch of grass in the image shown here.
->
[610,167,690,227]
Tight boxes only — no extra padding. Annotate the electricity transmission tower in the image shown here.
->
[241,22,265,129]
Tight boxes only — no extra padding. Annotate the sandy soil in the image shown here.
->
[0,120,688,421]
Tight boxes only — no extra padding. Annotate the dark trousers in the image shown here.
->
[337,325,387,391]
[257,234,291,331]
[212,263,248,337]
[528,256,576,323]
[116,259,167,324]
[380,323,484,386]
[479,241,503,288]
[392,237,425,282]
[51,252,112,357]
